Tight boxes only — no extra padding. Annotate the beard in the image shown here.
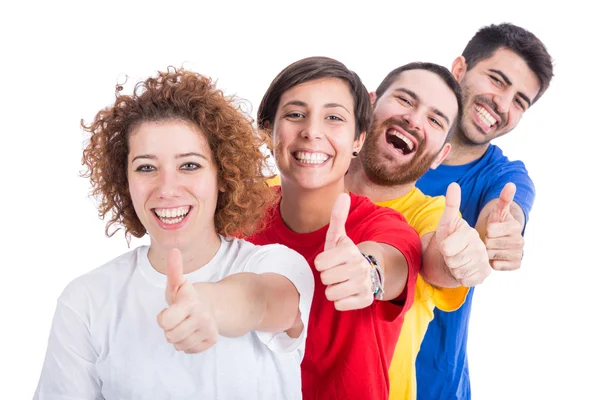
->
[360,116,441,187]
[456,85,509,146]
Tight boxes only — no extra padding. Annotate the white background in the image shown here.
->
[1,1,598,398]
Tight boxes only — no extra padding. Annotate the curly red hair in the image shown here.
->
[81,66,276,240]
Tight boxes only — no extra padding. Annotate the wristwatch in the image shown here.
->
[362,253,384,300]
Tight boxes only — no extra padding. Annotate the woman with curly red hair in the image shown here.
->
[34,67,314,399]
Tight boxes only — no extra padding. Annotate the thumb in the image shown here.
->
[166,248,186,305]
[325,193,350,251]
[489,182,516,223]
[437,182,462,241]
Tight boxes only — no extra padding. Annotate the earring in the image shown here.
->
[352,151,359,157]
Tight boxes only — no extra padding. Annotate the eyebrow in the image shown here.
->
[131,152,208,163]
[489,69,532,107]
[393,88,450,125]
[282,100,351,114]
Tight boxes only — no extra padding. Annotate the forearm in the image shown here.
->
[193,272,300,338]
[357,241,408,301]
[420,232,460,288]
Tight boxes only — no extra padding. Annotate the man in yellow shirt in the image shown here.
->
[344,62,492,400]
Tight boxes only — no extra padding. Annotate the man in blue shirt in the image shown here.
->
[415,23,554,399]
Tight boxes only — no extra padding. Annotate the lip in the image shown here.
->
[384,125,418,156]
[151,206,192,230]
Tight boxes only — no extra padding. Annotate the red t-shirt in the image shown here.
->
[247,191,421,400]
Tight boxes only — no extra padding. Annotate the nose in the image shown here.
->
[401,110,423,132]
[493,93,512,114]
[157,169,181,199]
[301,115,324,140]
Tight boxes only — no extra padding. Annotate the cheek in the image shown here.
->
[506,112,522,130]
[273,121,296,145]
[128,180,149,213]
[331,127,356,156]
[191,175,219,201]
[375,102,396,120]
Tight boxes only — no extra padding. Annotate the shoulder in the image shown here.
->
[484,145,531,176]
[221,237,308,272]
[350,192,406,222]
[58,247,143,309]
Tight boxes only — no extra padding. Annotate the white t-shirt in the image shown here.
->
[34,236,314,400]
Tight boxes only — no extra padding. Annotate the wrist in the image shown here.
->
[361,252,384,300]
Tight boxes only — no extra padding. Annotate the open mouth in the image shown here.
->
[292,151,331,165]
[153,206,191,225]
[386,129,416,155]
[475,104,499,129]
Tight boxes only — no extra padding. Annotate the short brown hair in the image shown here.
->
[257,56,371,139]
[81,66,275,240]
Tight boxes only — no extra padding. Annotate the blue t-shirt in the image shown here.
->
[414,144,535,400]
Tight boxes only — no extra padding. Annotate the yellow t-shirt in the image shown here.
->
[376,188,469,400]
[265,175,468,400]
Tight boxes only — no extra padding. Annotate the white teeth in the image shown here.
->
[154,206,190,222]
[294,151,329,164]
[389,130,414,151]
[162,216,184,224]
[475,105,497,127]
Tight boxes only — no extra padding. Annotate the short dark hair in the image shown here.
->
[462,22,554,104]
[257,56,371,139]
[374,62,463,141]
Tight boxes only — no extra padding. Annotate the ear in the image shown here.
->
[369,92,377,106]
[354,131,366,153]
[430,143,451,169]
[451,56,467,83]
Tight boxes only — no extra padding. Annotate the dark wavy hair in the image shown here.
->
[81,66,275,240]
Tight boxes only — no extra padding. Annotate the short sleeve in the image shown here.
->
[360,207,422,322]
[244,244,314,356]
[34,290,103,400]
[432,286,469,312]
[482,161,535,227]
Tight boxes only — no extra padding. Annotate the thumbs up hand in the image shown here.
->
[314,193,374,311]
[436,183,491,287]
[485,183,525,271]
[157,248,218,353]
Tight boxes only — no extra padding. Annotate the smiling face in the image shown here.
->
[455,47,540,145]
[127,120,219,252]
[271,77,364,191]
[360,69,459,186]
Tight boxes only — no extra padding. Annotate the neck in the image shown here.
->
[280,179,346,233]
[345,160,414,203]
[147,230,222,275]
[443,131,490,165]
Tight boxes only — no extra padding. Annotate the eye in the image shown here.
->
[429,117,443,128]
[326,115,344,122]
[181,162,200,171]
[490,75,504,88]
[514,97,526,111]
[135,164,155,172]
[396,96,412,106]
[285,112,304,119]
